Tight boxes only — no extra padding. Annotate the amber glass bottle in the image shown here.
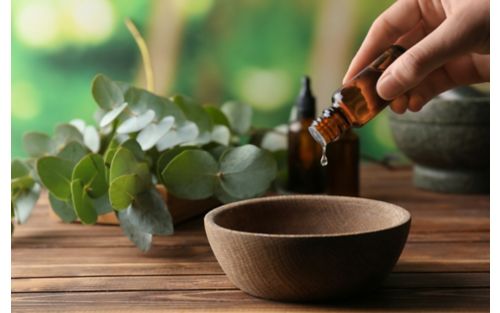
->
[309,45,405,147]
[324,129,359,196]
[287,76,324,193]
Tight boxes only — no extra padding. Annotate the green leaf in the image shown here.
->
[119,189,173,235]
[37,156,74,200]
[125,87,184,121]
[99,102,128,128]
[91,194,113,215]
[12,159,30,179]
[53,124,84,152]
[218,145,277,198]
[109,174,145,210]
[118,211,152,252]
[211,125,231,146]
[70,179,97,224]
[137,116,175,150]
[117,109,156,134]
[155,121,199,151]
[121,139,146,161]
[162,150,218,200]
[23,132,52,157]
[83,126,100,153]
[57,141,89,165]
[72,154,107,198]
[156,146,198,179]
[173,95,212,133]
[11,176,35,198]
[104,138,120,166]
[214,183,240,204]
[49,193,77,223]
[221,101,252,135]
[92,74,125,110]
[204,144,228,161]
[205,106,230,127]
[13,184,41,224]
[109,147,146,182]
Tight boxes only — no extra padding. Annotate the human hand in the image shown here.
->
[343,0,490,113]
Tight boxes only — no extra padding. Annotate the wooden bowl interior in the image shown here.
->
[212,196,409,235]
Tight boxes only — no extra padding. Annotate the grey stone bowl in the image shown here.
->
[389,87,489,194]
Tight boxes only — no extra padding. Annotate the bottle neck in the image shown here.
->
[308,107,351,146]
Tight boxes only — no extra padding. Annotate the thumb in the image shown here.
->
[376,17,473,100]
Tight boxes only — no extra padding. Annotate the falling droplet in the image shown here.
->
[320,145,328,166]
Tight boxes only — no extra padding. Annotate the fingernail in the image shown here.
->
[377,72,402,100]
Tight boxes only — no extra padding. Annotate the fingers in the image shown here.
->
[343,0,422,83]
[376,16,476,100]
[388,54,490,114]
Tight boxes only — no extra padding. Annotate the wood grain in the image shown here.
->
[11,165,490,312]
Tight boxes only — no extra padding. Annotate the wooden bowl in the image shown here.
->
[204,195,411,302]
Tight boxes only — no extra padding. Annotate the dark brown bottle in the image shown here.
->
[309,45,405,149]
[287,76,324,194]
[324,129,359,196]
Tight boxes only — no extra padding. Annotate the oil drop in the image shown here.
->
[320,145,328,167]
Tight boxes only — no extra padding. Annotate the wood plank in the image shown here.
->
[11,288,489,312]
[12,273,489,293]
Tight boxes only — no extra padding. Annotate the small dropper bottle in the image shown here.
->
[309,45,405,156]
[287,76,324,194]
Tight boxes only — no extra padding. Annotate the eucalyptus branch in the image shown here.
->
[125,18,155,93]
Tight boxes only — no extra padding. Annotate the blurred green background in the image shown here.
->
[12,0,398,159]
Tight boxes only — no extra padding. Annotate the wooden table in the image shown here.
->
[12,166,490,312]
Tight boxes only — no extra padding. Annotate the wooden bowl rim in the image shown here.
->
[205,195,411,239]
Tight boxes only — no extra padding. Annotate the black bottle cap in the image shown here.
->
[296,76,316,119]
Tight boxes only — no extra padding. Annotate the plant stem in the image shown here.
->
[125,18,155,93]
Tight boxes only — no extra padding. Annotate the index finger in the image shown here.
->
[343,0,422,82]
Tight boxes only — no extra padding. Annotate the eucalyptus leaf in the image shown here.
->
[218,145,277,198]
[125,87,182,120]
[118,210,152,252]
[155,121,199,151]
[13,183,40,224]
[57,141,89,165]
[214,183,240,204]
[162,150,218,200]
[53,124,84,153]
[69,119,86,132]
[156,146,197,179]
[211,125,231,146]
[260,124,288,151]
[221,101,252,135]
[37,156,74,200]
[205,106,230,127]
[12,159,30,179]
[92,74,125,110]
[109,147,147,182]
[117,109,155,134]
[11,176,34,197]
[119,189,173,235]
[71,179,97,224]
[104,138,120,166]
[91,194,113,215]
[72,154,107,198]
[121,139,146,162]
[49,192,77,223]
[99,102,128,128]
[83,126,100,153]
[109,174,145,210]
[23,132,52,157]
[136,116,175,150]
[173,95,212,133]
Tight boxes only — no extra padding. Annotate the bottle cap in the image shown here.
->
[296,76,316,118]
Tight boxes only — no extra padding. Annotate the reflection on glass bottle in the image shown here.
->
[309,45,405,149]
[324,129,359,196]
[287,76,324,194]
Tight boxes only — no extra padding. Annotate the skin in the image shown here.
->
[343,0,490,113]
